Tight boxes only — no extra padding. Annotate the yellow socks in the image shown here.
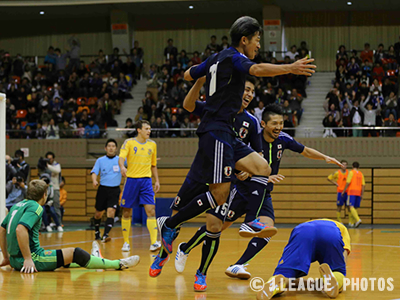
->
[333,272,345,291]
[121,217,131,244]
[348,213,354,225]
[349,207,360,223]
[336,212,342,223]
[147,217,158,245]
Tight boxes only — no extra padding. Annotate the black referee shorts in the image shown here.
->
[95,185,120,212]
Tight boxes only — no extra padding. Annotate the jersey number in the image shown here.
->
[209,62,219,96]
[214,202,229,216]
[7,210,18,234]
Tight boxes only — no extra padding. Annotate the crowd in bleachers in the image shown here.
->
[323,39,400,137]
[132,37,310,138]
[2,36,140,139]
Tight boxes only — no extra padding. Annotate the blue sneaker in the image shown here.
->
[149,254,170,277]
[157,216,177,254]
[239,218,278,238]
[194,269,207,292]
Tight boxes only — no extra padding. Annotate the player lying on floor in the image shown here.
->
[256,219,350,299]
[0,180,140,273]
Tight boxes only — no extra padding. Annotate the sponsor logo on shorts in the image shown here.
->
[174,196,181,206]
[239,127,248,139]
[224,166,232,177]
[197,199,203,206]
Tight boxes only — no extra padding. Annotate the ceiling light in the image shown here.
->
[189,5,194,9]
[40,11,45,15]
[347,2,352,5]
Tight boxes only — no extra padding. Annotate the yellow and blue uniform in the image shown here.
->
[120,138,157,208]
[346,170,365,208]
[328,170,349,206]
[273,219,351,278]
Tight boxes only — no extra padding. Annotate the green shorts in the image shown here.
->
[10,249,59,271]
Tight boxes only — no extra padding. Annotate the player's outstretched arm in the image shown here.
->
[0,227,10,267]
[183,76,206,112]
[16,225,37,273]
[250,57,316,77]
[301,147,344,168]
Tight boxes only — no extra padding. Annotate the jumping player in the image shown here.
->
[155,16,316,289]
[0,180,140,273]
[327,160,349,224]
[119,120,161,252]
[175,104,344,283]
[256,219,350,299]
[342,161,364,228]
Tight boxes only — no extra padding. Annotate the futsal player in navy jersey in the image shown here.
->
[154,16,316,290]
[174,104,344,286]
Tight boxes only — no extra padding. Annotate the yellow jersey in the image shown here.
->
[346,170,365,196]
[328,170,349,193]
[119,138,157,178]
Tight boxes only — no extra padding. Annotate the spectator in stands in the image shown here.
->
[170,79,186,106]
[347,57,361,77]
[85,118,100,138]
[76,122,85,137]
[283,114,295,136]
[46,118,60,139]
[164,39,178,59]
[282,100,295,125]
[67,35,81,72]
[360,93,381,137]
[341,101,352,127]
[36,122,47,139]
[360,43,373,63]
[191,51,201,65]
[206,35,219,54]
[54,48,68,71]
[181,116,195,137]
[327,103,341,123]
[151,116,167,138]
[325,88,340,113]
[5,172,27,211]
[44,46,56,65]
[382,78,396,98]
[23,126,35,139]
[361,60,372,82]
[336,45,347,60]
[275,88,285,106]
[202,48,211,62]
[384,91,398,119]
[288,88,303,124]
[179,50,190,69]
[372,62,385,82]
[169,114,181,137]
[60,120,74,138]
[135,106,147,122]
[285,45,298,61]
[349,50,361,66]
[384,113,398,137]
[345,98,364,137]
[384,45,397,70]
[254,100,265,123]
[124,118,136,138]
[322,114,338,138]
[220,36,230,50]
[374,43,385,64]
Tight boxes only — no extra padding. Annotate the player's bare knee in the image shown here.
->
[106,208,116,218]
[207,221,222,233]
[145,206,155,217]
[122,208,131,218]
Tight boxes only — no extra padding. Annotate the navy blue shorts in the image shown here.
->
[121,177,154,208]
[189,131,254,184]
[337,192,348,207]
[347,195,361,208]
[208,182,274,223]
[170,176,209,211]
[273,220,347,278]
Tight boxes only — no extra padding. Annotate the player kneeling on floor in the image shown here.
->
[0,180,140,272]
[257,219,350,299]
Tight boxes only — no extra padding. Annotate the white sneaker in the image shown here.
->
[175,243,189,273]
[46,226,53,232]
[57,226,64,232]
[50,222,56,227]
[122,242,130,252]
[119,255,140,269]
[149,241,161,252]
[91,241,102,258]
[225,264,251,280]
[354,219,362,228]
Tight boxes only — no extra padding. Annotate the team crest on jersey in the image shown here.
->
[277,144,282,149]
[227,210,235,219]
[224,166,232,177]
[242,121,250,128]
[239,127,248,139]
[148,149,152,155]
[174,196,181,206]
[122,199,125,205]
[277,150,283,160]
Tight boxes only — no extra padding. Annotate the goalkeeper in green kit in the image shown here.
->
[0,179,140,273]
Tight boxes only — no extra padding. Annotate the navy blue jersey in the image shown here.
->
[192,101,261,153]
[262,132,305,191]
[190,47,255,136]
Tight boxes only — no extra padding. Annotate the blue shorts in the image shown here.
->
[170,176,209,211]
[273,220,347,278]
[121,177,154,208]
[189,131,254,184]
[347,195,361,208]
[337,192,348,207]
[208,182,274,223]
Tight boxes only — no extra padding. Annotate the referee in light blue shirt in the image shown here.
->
[91,139,122,243]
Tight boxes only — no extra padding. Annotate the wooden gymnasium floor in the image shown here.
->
[1,224,400,300]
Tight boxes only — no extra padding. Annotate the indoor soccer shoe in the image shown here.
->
[225,264,251,280]
[121,242,130,252]
[354,219,362,228]
[95,232,101,240]
[119,255,140,269]
[157,216,177,254]
[256,274,287,300]
[91,241,103,258]
[149,241,162,252]
[101,235,111,243]
[194,270,207,292]
[149,254,170,277]
[319,263,339,298]
[239,218,278,238]
[175,243,189,273]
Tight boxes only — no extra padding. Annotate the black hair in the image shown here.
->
[15,149,24,159]
[61,176,66,184]
[364,43,370,47]
[113,47,119,52]
[48,46,54,50]
[222,35,228,40]
[105,138,117,147]
[262,104,284,123]
[378,43,384,48]
[245,75,256,86]
[341,160,348,164]
[45,151,55,159]
[229,16,262,47]
[168,38,173,43]
[353,161,360,168]
[126,118,133,123]
[211,35,217,39]
[55,48,61,52]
